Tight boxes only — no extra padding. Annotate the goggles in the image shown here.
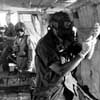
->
[17,29,24,32]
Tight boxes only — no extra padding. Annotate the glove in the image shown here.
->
[79,40,92,59]
[87,39,97,59]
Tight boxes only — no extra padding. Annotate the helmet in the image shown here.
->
[49,11,74,41]
[15,22,26,32]
[49,11,72,29]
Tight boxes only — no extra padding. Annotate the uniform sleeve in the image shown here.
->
[36,43,60,67]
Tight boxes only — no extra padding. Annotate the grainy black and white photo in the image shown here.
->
[0,0,100,100]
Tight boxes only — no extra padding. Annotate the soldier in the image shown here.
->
[13,22,34,72]
[34,11,97,100]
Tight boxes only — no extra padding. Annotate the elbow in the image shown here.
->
[49,63,62,75]
[49,63,69,76]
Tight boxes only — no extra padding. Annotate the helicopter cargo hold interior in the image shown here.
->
[0,0,100,100]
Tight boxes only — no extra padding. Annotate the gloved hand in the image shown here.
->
[79,40,92,59]
[87,39,97,59]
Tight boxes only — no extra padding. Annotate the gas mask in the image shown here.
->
[49,11,77,43]
[55,20,82,57]
[57,20,75,42]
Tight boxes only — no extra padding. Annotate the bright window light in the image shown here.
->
[65,0,77,2]
[11,12,18,25]
[0,12,7,26]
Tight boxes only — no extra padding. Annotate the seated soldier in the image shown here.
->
[13,22,34,72]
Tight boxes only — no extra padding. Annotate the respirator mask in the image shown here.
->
[57,20,75,42]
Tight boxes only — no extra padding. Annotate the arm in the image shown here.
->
[0,34,16,40]
[27,36,35,72]
[85,23,100,59]
[49,54,84,76]
[50,36,94,76]
[36,37,91,76]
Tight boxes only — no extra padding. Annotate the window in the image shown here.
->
[0,11,7,26]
